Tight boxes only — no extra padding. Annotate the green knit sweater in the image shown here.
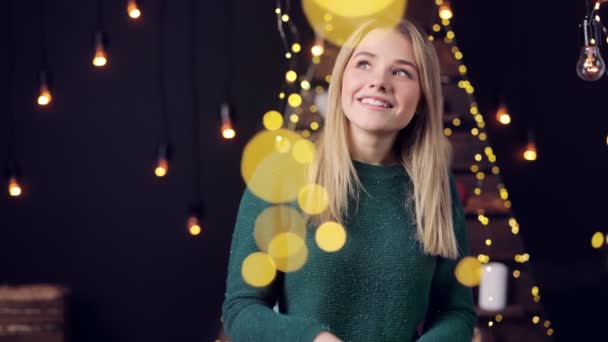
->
[222,161,476,341]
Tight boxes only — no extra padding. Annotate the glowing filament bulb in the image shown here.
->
[220,103,236,139]
[523,142,537,161]
[8,177,22,197]
[127,0,141,19]
[311,36,325,57]
[438,2,453,20]
[187,216,202,236]
[92,32,108,67]
[496,104,511,125]
[37,83,52,106]
[155,158,168,177]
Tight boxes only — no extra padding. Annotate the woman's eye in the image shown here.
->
[394,69,411,78]
[356,61,370,69]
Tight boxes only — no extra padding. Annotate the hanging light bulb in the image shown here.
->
[438,1,453,20]
[186,202,204,236]
[92,31,108,67]
[187,215,202,235]
[127,0,141,19]
[311,35,325,57]
[523,131,537,161]
[37,71,52,106]
[8,176,22,197]
[576,18,605,81]
[495,104,511,125]
[220,102,236,139]
[154,143,171,177]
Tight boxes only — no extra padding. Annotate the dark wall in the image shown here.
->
[2,0,608,341]
[1,0,284,340]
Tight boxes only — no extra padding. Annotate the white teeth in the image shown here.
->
[360,97,390,108]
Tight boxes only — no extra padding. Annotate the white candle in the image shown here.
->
[479,262,508,311]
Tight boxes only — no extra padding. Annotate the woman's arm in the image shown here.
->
[222,188,329,342]
[415,174,477,341]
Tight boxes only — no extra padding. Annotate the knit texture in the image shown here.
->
[222,161,476,342]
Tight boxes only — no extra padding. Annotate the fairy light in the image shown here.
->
[127,0,141,19]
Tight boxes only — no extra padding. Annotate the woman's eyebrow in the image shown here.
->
[353,51,418,71]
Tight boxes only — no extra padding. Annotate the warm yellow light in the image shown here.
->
[291,43,301,53]
[591,231,605,249]
[37,86,52,106]
[241,252,277,287]
[311,44,324,57]
[263,110,283,131]
[222,121,236,139]
[127,1,141,19]
[285,70,297,83]
[523,142,537,161]
[439,2,453,20]
[316,221,347,252]
[288,93,302,107]
[8,177,22,197]
[531,286,540,296]
[155,158,168,177]
[93,47,107,67]
[496,105,511,125]
[187,216,202,236]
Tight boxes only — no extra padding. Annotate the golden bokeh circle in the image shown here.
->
[254,205,307,253]
[316,221,346,252]
[241,252,277,288]
[242,129,310,203]
[292,139,316,165]
[302,0,408,46]
[263,110,284,131]
[455,256,483,287]
[298,184,329,215]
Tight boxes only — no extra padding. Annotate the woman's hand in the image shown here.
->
[313,331,342,342]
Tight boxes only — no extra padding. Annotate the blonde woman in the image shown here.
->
[222,19,476,342]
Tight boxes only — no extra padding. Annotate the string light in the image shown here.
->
[432,2,551,336]
[127,0,141,19]
[154,143,171,177]
[438,1,453,20]
[37,71,52,106]
[220,103,236,139]
[496,104,511,125]
[92,31,108,67]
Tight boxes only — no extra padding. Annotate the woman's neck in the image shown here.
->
[347,127,399,166]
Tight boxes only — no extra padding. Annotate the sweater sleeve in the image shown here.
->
[415,174,477,341]
[222,188,329,342]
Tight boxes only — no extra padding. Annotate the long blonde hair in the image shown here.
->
[309,19,459,259]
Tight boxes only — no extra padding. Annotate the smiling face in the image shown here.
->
[341,28,421,139]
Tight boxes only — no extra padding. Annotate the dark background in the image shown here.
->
[1,0,607,341]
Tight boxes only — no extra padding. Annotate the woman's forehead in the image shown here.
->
[353,28,415,61]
